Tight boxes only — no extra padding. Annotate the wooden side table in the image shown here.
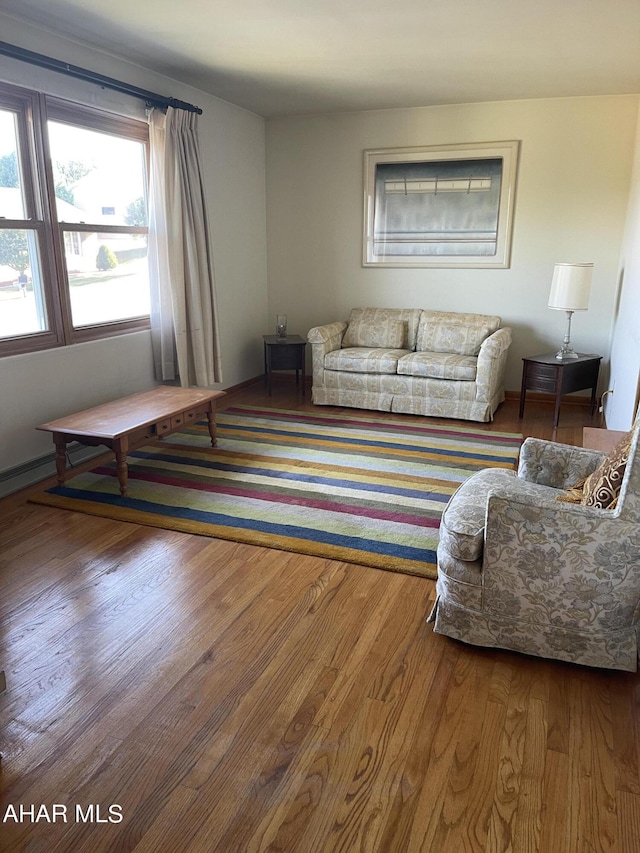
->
[583,427,627,453]
[263,334,307,396]
[519,353,602,428]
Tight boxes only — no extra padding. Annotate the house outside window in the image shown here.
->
[0,82,150,357]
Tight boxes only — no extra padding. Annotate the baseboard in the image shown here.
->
[220,375,264,398]
[504,390,594,407]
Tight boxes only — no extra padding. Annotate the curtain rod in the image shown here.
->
[0,40,203,114]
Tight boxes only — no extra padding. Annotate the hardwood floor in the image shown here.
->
[1,381,638,852]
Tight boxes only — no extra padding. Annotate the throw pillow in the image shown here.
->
[557,430,632,509]
[343,319,406,349]
[416,315,492,356]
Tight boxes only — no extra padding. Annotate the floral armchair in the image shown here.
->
[428,419,640,670]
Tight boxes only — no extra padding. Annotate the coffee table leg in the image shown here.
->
[206,408,217,447]
[114,439,128,496]
[53,433,67,486]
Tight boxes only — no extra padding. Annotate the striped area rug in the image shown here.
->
[30,405,522,579]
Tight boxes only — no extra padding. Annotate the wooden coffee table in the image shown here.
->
[36,386,226,496]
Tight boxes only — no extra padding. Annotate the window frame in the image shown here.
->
[0,83,150,358]
[0,83,64,356]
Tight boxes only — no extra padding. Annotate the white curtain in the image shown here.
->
[147,107,222,386]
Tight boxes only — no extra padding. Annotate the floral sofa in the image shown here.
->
[428,420,640,671]
[307,307,512,422]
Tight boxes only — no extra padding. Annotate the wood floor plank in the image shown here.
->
[319,599,442,851]
[57,554,367,851]
[539,747,571,853]
[610,674,640,796]
[1,536,250,776]
[464,693,510,851]
[180,570,400,844]
[568,674,617,853]
[617,790,640,853]
[485,667,530,851]
[545,659,572,755]
[373,645,458,853]
[188,668,340,853]
[428,654,506,853]
[513,696,546,852]
[244,578,436,853]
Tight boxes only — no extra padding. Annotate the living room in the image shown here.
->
[1,2,640,850]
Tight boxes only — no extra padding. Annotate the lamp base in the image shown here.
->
[555,309,580,360]
[555,345,580,360]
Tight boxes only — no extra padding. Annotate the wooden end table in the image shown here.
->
[582,427,627,453]
[36,386,226,496]
[263,334,306,396]
[519,353,601,428]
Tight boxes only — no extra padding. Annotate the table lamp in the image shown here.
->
[548,262,593,360]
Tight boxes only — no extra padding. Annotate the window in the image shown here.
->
[0,83,149,357]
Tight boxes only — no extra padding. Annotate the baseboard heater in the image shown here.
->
[0,441,104,499]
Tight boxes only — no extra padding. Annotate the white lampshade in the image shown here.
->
[548,263,593,311]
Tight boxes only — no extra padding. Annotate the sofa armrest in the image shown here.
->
[479,327,512,359]
[517,437,604,489]
[475,327,512,403]
[307,321,347,387]
[307,321,347,349]
[487,477,603,515]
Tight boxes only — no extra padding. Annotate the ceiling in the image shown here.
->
[2,0,640,118]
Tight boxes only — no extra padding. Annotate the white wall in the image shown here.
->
[0,15,268,483]
[606,107,640,430]
[266,96,639,393]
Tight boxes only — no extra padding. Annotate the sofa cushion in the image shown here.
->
[439,468,516,561]
[324,347,410,375]
[397,351,478,381]
[416,311,501,356]
[343,318,405,349]
[345,308,423,350]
